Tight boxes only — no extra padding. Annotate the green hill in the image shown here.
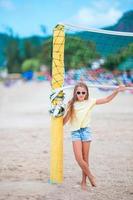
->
[74,10,133,56]
[74,30,133,57]
[104,10,133,32]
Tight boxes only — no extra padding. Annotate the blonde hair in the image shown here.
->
[65,82,89,122]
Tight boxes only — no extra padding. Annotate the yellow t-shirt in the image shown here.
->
[70,98,96,131]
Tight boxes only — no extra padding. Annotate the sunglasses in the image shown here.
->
[76,91,86,95]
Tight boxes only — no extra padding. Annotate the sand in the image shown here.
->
[0,81,133,200]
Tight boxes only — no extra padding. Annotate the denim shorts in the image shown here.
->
[71,127,92,142]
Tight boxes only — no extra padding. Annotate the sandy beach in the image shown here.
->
[0,81,133,200]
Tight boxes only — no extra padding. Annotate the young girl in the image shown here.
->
[63,82,125,190]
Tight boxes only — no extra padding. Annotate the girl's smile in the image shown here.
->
[76,87,87,102]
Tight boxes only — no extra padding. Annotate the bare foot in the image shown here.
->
[81,182,87,190]
[89,175,96,187]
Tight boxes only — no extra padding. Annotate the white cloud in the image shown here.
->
[75,8,122,27]
[69,1,123,28]
[0,0,15,10]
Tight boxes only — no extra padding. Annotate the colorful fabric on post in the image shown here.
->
[50,90,65,117]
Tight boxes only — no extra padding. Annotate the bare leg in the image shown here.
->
[81,141,96,189]
[72,141,96,187]
[81,141,90,189]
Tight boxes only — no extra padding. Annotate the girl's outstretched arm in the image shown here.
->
[96,85,126,105]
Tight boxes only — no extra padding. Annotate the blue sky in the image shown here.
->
[0,0,132,37]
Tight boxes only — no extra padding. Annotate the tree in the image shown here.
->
[40,25,47,35]
[5,37,22,73]
[103,43,133,71]
[23,40,34,59]
[64,36,100,70]
[38,38,52,69]
[21,58,40,72]
[39,35,99,71]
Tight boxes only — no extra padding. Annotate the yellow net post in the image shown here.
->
[50,24,65,183]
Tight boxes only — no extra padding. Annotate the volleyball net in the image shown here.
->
[52,24,133,92]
